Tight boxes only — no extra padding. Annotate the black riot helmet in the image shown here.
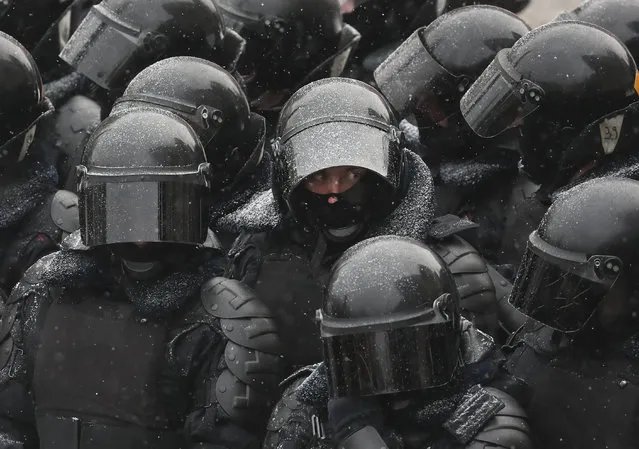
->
[273,77,403,240]
[375,6,530,120]
[77,108,211,248]
[461,21,639,184]
[555,0,639,64]
[216,0,361,109]
[0,31,53,167]
[441,0,531,15]
[112,57,265,191]
[374,5,529,158]
[319,235,461,397]
[509,178,639,335]
[59,0,244,91]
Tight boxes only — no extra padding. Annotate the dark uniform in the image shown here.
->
[502,178,639,449]
[0,32,61,296]
[0,108,282,449]
[227,78,499,370]
[263,236,532,449]
[373,6,530,262]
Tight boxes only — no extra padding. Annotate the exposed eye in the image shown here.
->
[310,171,327,182]
[347,168,365,181]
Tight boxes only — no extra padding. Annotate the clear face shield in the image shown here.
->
[461,49,544,138]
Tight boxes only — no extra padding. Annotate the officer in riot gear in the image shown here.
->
[264,236,532,449]
[503,177,639,449]
[216,0,361,115]
[342,0,530,81]
[461,21,639,271]
[111,56,268,247]
[374,6,530,262]
[0,31,62,296]
[555,0,639,64]
[59,0,245,114]
[227,77,500,370]
[0,108,283,449]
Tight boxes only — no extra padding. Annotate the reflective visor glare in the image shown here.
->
[323,324,458,397]
[460,58,540,138]
[509,248,612,332]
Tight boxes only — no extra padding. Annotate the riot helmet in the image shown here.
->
[441,0,531,15]
[60,0,244,91]
[77,108,211,248]
[555,0,639,64]
[112,57,265,191]
[216,0,361,110]
[273,78,402,241]
[0,31,53,167]
[509,178,639,335]
[461,21,638,184]
[375,5,529,159]
[319,235,461,397]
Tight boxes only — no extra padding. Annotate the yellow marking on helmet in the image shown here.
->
[634,72,639,95]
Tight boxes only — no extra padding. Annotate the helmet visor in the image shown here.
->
[509,231,623,332]
[60,5,143,90]
[322,322,459,397]
[461,49,544,138]
[374,27,466,118]
[320,300,459,397]
[80,174,209,247]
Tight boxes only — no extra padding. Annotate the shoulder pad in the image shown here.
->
[215,369,275,426]
[431,235,487,275]
[201,277,273,319]
[429,215,479,240]
[220,316,282,355]
[468,387,532,449]
[50,190,80,234]
[443,385,505,444]
[224,341,285,390]
[431,237,496,319]
[266,377,306,432]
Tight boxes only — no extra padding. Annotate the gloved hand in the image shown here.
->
[327,396,385,443]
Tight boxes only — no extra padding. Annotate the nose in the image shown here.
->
[327,176,343,194]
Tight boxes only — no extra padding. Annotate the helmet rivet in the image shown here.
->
[201,108,209,120]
